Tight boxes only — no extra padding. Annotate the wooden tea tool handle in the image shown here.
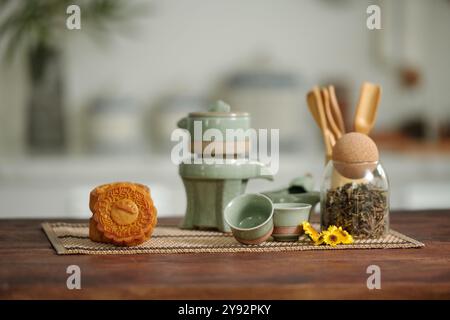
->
[322,87,342,140]
[354,82,381,135]
[312,86,333,161]
[328,85,346,134]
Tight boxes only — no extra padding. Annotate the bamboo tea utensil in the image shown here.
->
[306,87,333,162]
[354,82,381,135]
[328,85,346,134]
[307,91,320,129]
[322,87,342,140]
[326,130,336,147]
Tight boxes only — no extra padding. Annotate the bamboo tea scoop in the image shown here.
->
[354,82,381,135]
[307,87,333,162]
[306,90,322,130]
[328,85,346,134]
[322,87,342,140]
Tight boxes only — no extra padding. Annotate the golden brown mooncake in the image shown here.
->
[89,182,157,246]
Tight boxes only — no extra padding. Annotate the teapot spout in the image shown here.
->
[259,166,274,181]
[250,161,274,181]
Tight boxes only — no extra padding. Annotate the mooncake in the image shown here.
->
[89,182,157,246]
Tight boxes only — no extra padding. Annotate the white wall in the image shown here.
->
[1,0,449,155]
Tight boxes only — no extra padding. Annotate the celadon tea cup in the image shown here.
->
[272,203,312,242]
[224,193,274,245]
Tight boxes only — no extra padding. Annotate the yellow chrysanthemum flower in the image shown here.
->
[302,224,353,247]
[302,221,320,243]
[322,229,341,247]
[337,227,354,244]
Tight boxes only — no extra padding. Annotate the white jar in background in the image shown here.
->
[218,60,308,152]
[148,94,207,153]
[87,97,144,154]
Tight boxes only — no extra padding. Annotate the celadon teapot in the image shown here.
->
[177,100,251,157]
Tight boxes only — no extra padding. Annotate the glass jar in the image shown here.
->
[320,160,390,239]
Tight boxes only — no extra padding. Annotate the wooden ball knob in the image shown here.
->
[332,132,379,179]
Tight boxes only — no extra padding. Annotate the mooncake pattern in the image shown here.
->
[89,182,157,246]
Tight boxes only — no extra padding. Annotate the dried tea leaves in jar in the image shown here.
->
[322,182,388,238]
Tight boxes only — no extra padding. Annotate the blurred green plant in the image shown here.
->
[0,0,144,61]
[0,0,145,151]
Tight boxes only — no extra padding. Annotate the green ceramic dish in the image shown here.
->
[262,175,320,208]
[224,193,274,245]
[272,203,312,242]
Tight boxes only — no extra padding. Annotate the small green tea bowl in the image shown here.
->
[272,203,312,242]
[224,193,274,245]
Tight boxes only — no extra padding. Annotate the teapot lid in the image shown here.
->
[188,100,249,117]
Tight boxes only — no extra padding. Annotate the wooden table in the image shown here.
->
[0,210,449,299]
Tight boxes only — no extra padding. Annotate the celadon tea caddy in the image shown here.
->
[177,100,273,232]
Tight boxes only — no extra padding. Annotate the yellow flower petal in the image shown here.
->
[302,221,320,243]
[337,227,354,244]
[314,234,324,246]
[326,225,338,233]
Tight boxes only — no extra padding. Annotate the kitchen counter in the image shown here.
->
[1,210,449,299]
[1,153,450,218]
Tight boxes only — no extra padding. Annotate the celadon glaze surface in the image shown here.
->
[262,175,320,208]
[179,160,273,232]
[177,100,250,140]
[179,160,273,180]
[224,193,274,242]
[177,99,274,232]
[273,203,312,227]
[180,178,248,232]
[272,203,312,242]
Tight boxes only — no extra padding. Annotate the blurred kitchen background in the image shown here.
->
[0,0,449,218]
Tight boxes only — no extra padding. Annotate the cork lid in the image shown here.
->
[332,132,379,164]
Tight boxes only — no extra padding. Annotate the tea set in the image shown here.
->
[87,82,388,247]
[176,100,320,244]
[176,81,388,245]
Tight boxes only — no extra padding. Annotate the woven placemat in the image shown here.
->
[42,222,424,255]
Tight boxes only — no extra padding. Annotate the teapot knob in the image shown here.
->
[177,117,188,129]
[209,100,231,113]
